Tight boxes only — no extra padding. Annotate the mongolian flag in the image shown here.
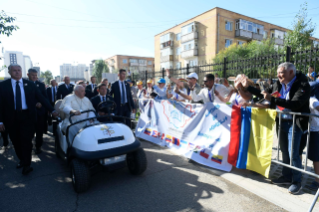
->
[228,107,276,177]
[144,128,151,136]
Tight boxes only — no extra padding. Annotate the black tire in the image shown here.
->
[71,159,91,193]
[126,148,147,175]
[54,132,61,158]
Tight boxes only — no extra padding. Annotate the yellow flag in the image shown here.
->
[246,108,276,178]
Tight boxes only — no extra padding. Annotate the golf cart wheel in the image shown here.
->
[54,132,61,158]
[126,148,147,175]
[71,159,91,193]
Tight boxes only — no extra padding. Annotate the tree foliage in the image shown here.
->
[212,39,284,78]
[40,70,53,85]
[284,2,316,51]
[0,11,19,44]
[92,60,109,82]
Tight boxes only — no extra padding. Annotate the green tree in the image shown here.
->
[284,2,316,52]
[40,70,53,85]
[92,60,109,82]
[212,39,283,78]
[0,10,19,71]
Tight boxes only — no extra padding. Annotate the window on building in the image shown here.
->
[161,48,173,57]
[160,33,172,43]
[129,59,138,63]
[148,61,152,65]
[160,62,173,69]
[225,39,233,48]
[176,62,181,69]
[181,23,196,35]
[235,19,264,34]
[176,47,181,55]
[238,41,245,46]
[225,21,233,31]
[9,53,17,64]
[263,31,268,39]
[139,59,146,65]
[176,33,181,41]
[188,60,198,67]
[123,59,127,64]
[182,40,196,51]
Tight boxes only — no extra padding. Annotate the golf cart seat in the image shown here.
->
[54,100,65,120]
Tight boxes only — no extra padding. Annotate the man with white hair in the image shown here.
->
[59,85,95,141]
[242,62,310,194]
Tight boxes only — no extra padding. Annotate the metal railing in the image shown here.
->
[273,110,319,212]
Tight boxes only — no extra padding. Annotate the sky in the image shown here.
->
[1,0,319,77]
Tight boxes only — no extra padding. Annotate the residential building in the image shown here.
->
[154,7,319,71]
[3,51,33,78]
[105,55,154,76]
[59,63,88,82]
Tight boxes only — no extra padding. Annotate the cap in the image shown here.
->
[147,79,153,84]
[187,72,198,80]
[157,78,166,84]
[137,80,143,85]
[126,79,132,83]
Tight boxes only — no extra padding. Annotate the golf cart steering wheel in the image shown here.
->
[97,100,118,115]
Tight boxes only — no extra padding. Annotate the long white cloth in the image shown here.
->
[59,94,95,134]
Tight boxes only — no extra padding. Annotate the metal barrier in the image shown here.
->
[272,110,319,212]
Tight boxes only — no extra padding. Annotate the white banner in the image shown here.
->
[135,99,232,172]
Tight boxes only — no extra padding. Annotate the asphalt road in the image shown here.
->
[0,129,287,212]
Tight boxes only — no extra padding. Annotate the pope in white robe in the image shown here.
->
[59,85,96,141]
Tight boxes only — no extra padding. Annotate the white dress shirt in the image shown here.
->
[91,83,96,92]
[100,95,107,102]
[191,84,230,104]
[11,78,28,110]
[118,80,127,104]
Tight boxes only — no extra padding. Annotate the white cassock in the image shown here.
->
[59,94,96,141]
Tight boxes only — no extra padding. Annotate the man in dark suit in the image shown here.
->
[0,64,58,175]
[91,83,113,111]
[1,131,9,147]
[56,76,74,99]
[27,69,48,154]
[85,76,98,99]
[46,79,58,136]
[110,69,135,126]
[93,78,110,95]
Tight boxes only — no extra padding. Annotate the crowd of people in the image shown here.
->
[0,62,318,194]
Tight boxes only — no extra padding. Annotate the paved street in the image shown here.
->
[0,130,286,212]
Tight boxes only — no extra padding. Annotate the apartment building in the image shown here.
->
[154,7,319,71]
[3,51,33,78]
[59,63,88,81]
[105,55,154,75]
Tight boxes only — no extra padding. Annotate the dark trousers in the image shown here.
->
[1,130,9,146]
[8,110,35,167]
[118,103,131,127]
[48,102,57,135]
[35,114,45,148]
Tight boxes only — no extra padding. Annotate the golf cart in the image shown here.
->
[54,100,147,193]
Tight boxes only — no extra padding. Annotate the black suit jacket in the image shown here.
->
[90,95,114,111]
[0,79,54,128]
[85,84,98,99]
[110,80,135,112]
[46,86,57,106]
[34,81,48,116]
[57,83,74,100]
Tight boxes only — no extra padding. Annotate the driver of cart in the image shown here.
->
[59,85,96,136]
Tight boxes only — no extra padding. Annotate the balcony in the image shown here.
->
[252,33,263,41]
[273,38,284,45]
[160,55,174,63]
[235,29,252,40]
[130,62,139,66]
[181,32,198,43]
[181,49,198,59]
[160,40,174,49]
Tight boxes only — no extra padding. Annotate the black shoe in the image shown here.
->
[16,163,23,169]
[22,166,33,175]
[35,148,42,154]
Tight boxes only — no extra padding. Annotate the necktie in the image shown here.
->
[121,82,125,104]
[103,96,106,102]
[15,81,22,110]
[53,87,56,102]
